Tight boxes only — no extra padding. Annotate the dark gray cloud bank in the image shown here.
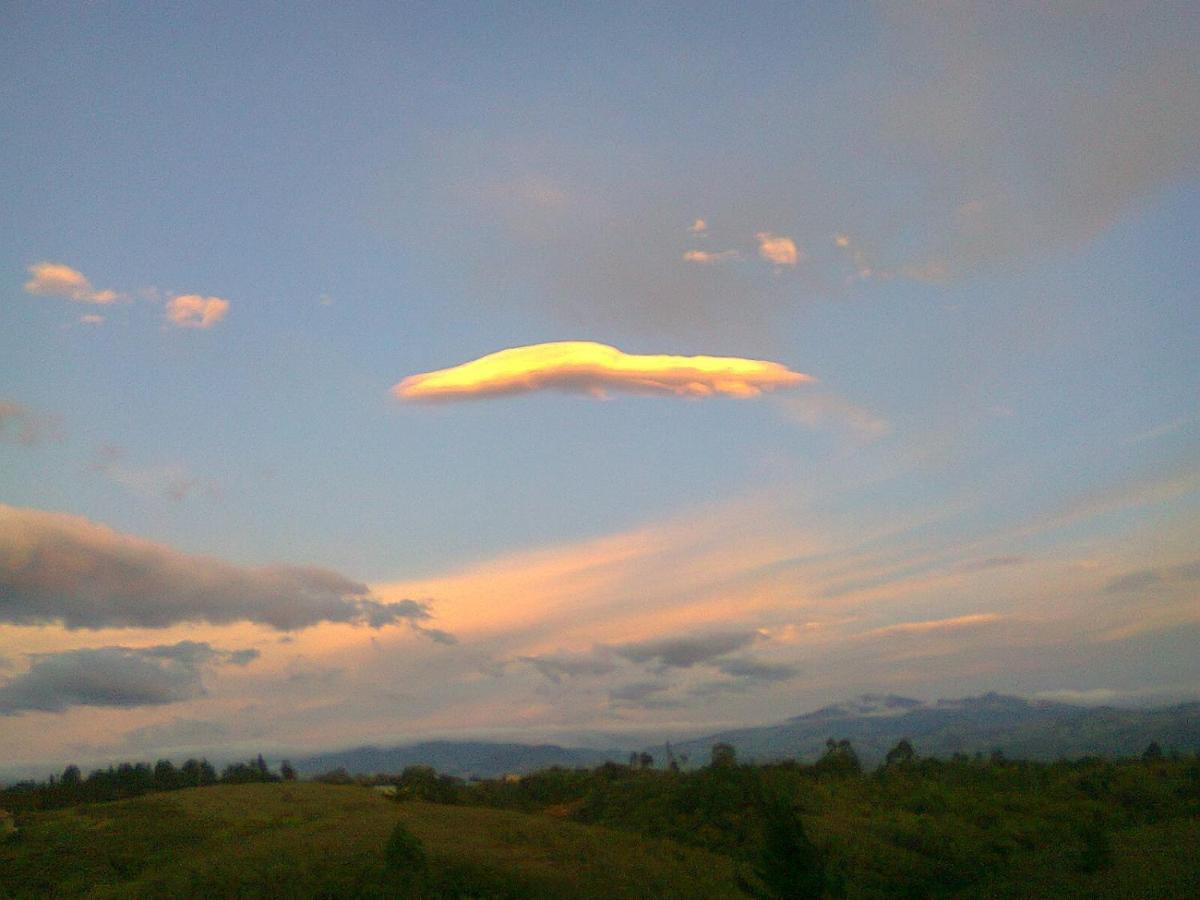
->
[521,629,799,710]
[0,641,257,715]
[0,504,450,637]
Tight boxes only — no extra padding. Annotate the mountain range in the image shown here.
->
[293,692,1200,778]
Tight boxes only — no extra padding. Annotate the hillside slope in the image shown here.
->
[0,783,741,898]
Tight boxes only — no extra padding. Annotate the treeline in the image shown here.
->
[0,754,296,813]
[369,739,1200,897]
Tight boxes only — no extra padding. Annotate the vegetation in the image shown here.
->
[1,739,1198,897]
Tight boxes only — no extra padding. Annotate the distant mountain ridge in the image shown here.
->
[650,692,1200,768]
[291,693,1200,778]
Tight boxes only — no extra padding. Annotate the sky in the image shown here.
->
[1,2,1198,773]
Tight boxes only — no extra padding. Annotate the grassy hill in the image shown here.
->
[0,782,740,898]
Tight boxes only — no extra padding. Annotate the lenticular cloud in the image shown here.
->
[392,341,811,402]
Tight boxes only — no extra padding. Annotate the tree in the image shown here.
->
[154,759,178,789]
[815,739,860,776]
[60,765,82,788]
[711,743,737,768]
[638,752,654,770]
[738,793,825,899]
[280,760,297,781]
[1142,741,1164,762]
[885,739,916,768]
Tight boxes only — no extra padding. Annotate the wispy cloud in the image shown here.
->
[755,232,801,267]
[393,341,811,402]
[165,294,229,329]
[688,218,707,234]
[777,392,890,443]
[89,445,209,503]
[613,630,760,669]
[23,262,120,304]
[682,249,740,264]
[865,613,1003,638]
[1104,561,1200,594]
[0,504,452,635]
[0,400,64,446]
[519,650,617,683]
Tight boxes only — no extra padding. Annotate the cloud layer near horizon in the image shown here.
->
[0,504,444,633]
[0,641,257,715]
[392,341,811,402]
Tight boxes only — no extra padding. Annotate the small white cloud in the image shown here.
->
[755,232,801,267]
[23,262,120,304]
[165,295,229,329]
[682,249,740,264]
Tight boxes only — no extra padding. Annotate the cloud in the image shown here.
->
[682,249,740,264]
[612,630,760,669]
[0,504,451,635]
[0,641,255,715]
[1104,562,1200,594]
[865,613,1002,638]
[392,341,811,402]
[79,314,105,325]
[832,233,948,285]
[881,4,1200,270]
[777,392,890,443]
[755,232,801,267]
[520,650,617,683]
[90,445,208,503]
[713,656,799,682]
[688,219,707,234]
[0,400,63,446]
[954,556,1029,573]
[23,262,119,304]
[608,680,682,709]
[119,717,230,751]
[165,295,229,329]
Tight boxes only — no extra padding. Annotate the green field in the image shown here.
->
[0,782,741,898]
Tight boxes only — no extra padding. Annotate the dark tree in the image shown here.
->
[885,739,916,767]
[154,759,178,789]
[280,760,297,781]
[60,765,82,788]
[739,793,826,899]
[1142,741,1164,762]
[711,743,737,768]
[815,739,861,776]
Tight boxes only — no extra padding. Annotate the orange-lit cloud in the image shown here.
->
[688,218,707,234]
[755,232,801,266]
[23,262,119,304]
[392,341,812,402]
[165,295,229,329]
[865,613,1003,638]
[683,249,740,264]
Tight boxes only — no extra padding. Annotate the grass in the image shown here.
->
[0,782,742,898]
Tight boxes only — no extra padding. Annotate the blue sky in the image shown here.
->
[1,2,1198,769]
